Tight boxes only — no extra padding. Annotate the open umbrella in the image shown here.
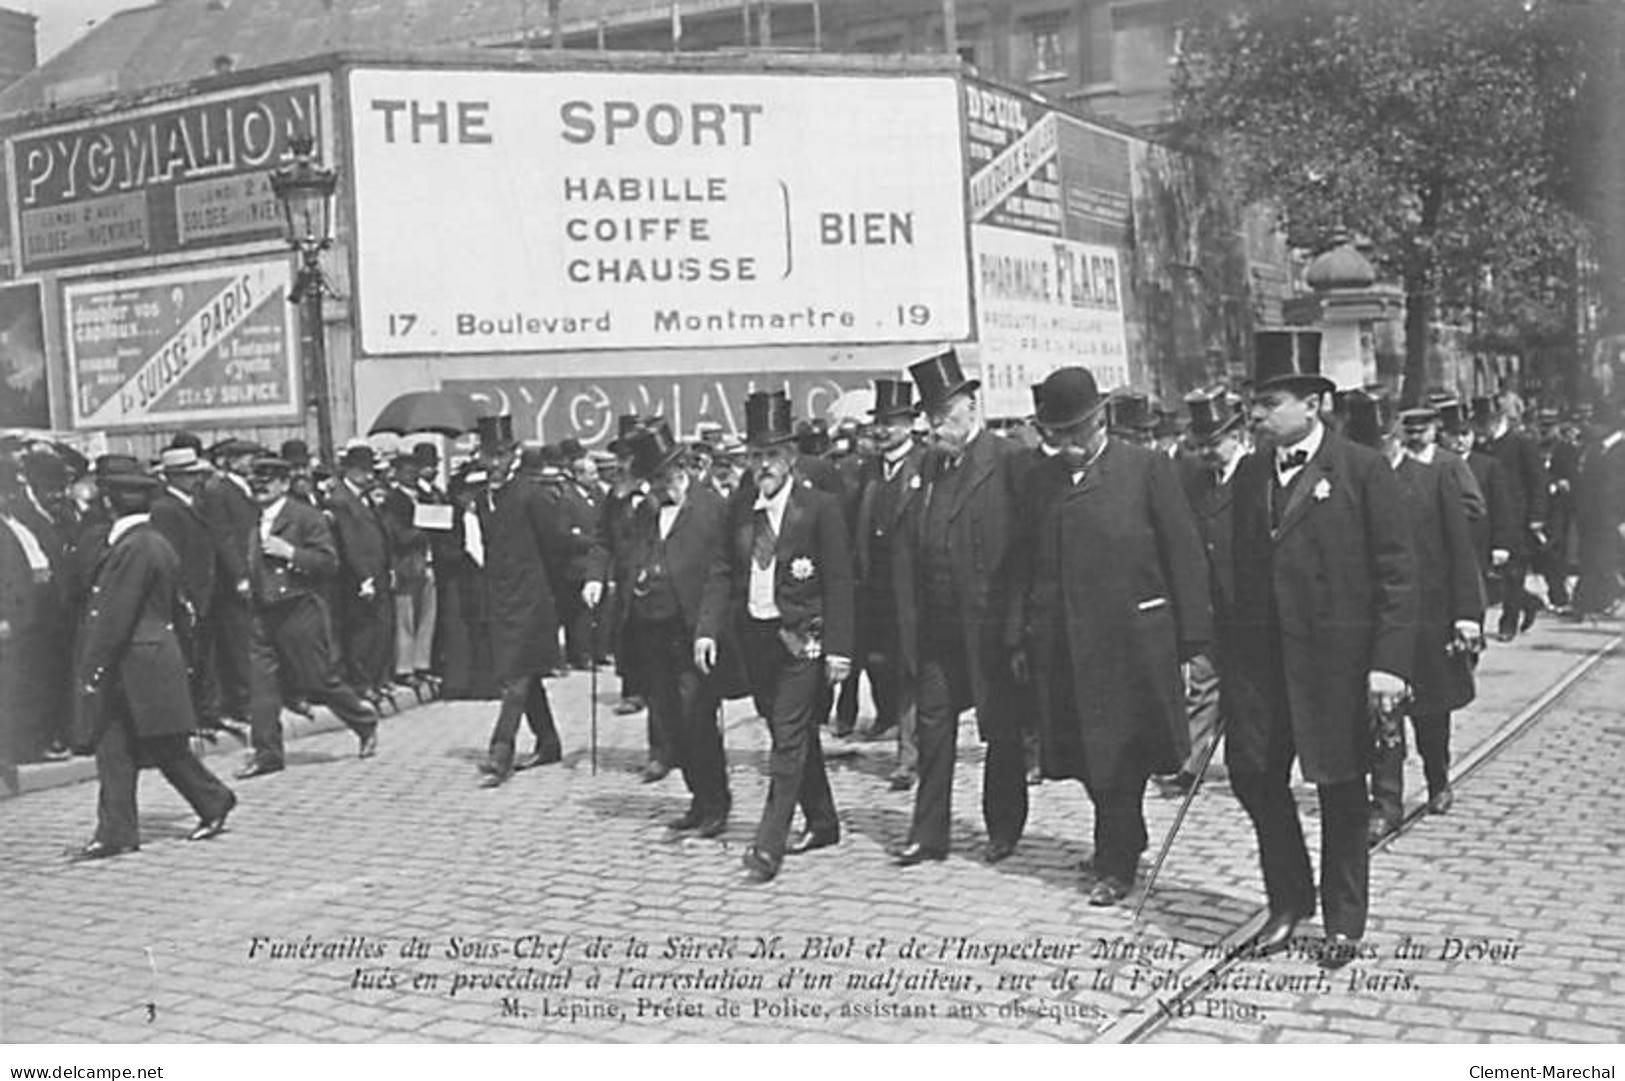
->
[369,391,479,437]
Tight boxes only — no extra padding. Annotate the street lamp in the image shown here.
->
[270,133,339,465]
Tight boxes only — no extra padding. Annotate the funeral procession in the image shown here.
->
[2,0,1624,1049]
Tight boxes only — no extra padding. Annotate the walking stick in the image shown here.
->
[589,606,599,776]
[1132,713,1226,925]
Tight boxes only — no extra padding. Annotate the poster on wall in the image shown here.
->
[347,68,971,355]
[63,257,301,431]
[974,225,1129,419]
[0,281,48,428]
[8,77,329,273]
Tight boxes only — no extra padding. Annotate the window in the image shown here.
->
[1027,21,1068,80]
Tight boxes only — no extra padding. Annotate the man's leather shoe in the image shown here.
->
[1428,787,1454,814]
[640,760,671,783]
[1252,907,1308,957]
[1087,876,1131,906]
[478,769,511,789]
[1320,933,1361,970]
[188,793,237,842]
[786,828,839,855]
[668,807,703,832]
[695,812,729,840]
[887,771,916,792]
[741,846,778,883]
[234,759,284,780]
[892,842,946,866]
[516,744,562,771]
[984,838,1018,864]
[68,839,138,862]
[1367,815,1396,845]
[357,727,379,759]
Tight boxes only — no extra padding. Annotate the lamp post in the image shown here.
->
[269,134,339,465]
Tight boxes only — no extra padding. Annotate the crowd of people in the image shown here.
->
[3,349,1623,968]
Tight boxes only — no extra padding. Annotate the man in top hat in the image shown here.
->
[473,414,568,787]
[1005,367,1211,905]
[1161,386,1251,798]
[199,439,264,729]
[555,437,603,674]
[328,439,393,707]
[67,469,237,859]
[151,445,242,742]
[236,456,380,778]
[1436,398,1517,582]
[891,348,1035,866]
[847,377,927,790]
[1,444,70,767]
[1471,394,1549,639]
[585,421,733,833]
[1571,397,1625,619]
[381,443,445,696]
[1534,406,1582,612]
[601,415,653,719]
[1347,391,1483,837]
[1106,391,1158,449]
[1224,355,1416,968]
[695,389,854,883]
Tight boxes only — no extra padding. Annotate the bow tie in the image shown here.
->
[1277,449,1310,471]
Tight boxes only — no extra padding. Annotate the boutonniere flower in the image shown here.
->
[909,474,922,490]
[1313,478,1332,502]
[804,636,823,660]
[790,556,816,581]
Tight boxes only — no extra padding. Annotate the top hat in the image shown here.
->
[1431,397,1466,435]
[1399,406,1439,429]
[475,414,517,453]
[158,446,210,474]
[608,414,644,455]
[1106,391,1157,434]
[280,439,311,467]
[1341,388,1397,448]
[1154,408,1183,441]
[169,432,204,452]
[627,421,685,480]
[694,420,726,446]
[909,348,980,415]
[1185,387,1244,443]
[794,418,831,456]
[1468,396,1497,425]
[1254,332,1333,398]
[1034,367,1108,430]
[870,378,919,421]
[744,390,797,448]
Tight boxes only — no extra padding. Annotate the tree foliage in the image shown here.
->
[1172,0,1590,398]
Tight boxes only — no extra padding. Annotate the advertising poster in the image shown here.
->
[347,68,971,354]
[9,78,328,272]
[0,280,48,428]
[974,225,1129,418]
[63,256,301,431]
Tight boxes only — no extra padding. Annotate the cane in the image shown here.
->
[589,606,600,776]
[1132,714,1226,925]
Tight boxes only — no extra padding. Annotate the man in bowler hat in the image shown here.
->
[892,348,1035,866]
[1224,349,1416,968]
[696,390,854,883]
[68,470,237,859]
[586,421,733,835]
[236,457,379,778]
[474,414,568,787]
[328,441,393,706]
[1005,367,1211,904]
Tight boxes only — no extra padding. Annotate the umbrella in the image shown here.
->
[368,391,479,437]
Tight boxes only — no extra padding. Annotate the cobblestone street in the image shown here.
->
[3,617,1621,1044]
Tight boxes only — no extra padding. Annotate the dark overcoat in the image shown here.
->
[327,481,390,590]
[1393,457,1484,715]
[1224,430,1418,785]
[1573,437,1625,611]
[913,429,1034,740]
[72,522,195,747]
[150,490,217,619]
[479,475,566,682]
[1480,428,1549,548]
[1178,452,1245,623]
[199,473,256,592]
[1466,450,1519,573]
[1007,441,1212,788]
[851,446,926,678]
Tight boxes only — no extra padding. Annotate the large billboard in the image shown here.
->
[347,68,972,355]
[8,77,329,273]
[63,256,301,431]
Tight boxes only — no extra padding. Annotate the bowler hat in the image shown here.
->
[158,446,210,474]
[476,414,517,453]
[169,432,204,452]
[339,441,376,470]
[280,439,311,467]
[410,442,440,466]
[1185,387,1244,443]
[94,454,144,478]
[743,390,796,448]
[1106,391,1157,434]
[1030,382,1047,417]
[1034,367,1108,430]
[909,348,979,415]
[870,378,919,421]
[608,414,644,455]
[794,418,831,457]
[627,421,685,480]
[1254,331,1333,398]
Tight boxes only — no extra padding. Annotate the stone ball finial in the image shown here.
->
[1305,233,1377,292]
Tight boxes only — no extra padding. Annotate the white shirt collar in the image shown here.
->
[108,513,149,547]
[1603,431,1624,451]
[261,496,287,528]
[753,475,793,527]
[166,485,194,507]
[1217,450,1243,486]
[226,472,252,497]
[1276,421,1325,467]
[1410,443,1438,465]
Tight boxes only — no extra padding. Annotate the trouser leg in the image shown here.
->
[893,675,919,777]
[1368,728,1405,825]
[282,597,376,734]
[411,573,438,672]
[524,676,561,753]
[678,665,728,814]
[753,652,823,865]
[983,731,1029,845]
[1412,712,1451,796]
[152,734,234,821]
[214,594,253,719]
[487,676,534,770]
[1081,776,1150,884]
[1230,707,1316,919]
[1318,777,1371,938]
[246,610,286,767]
[908,656,956,852]
[1182,652,1221,777]
[93,713,140,849]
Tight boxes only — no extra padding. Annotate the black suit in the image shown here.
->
[1225,428,1416,939]
[592,483,732,816]
[151,487,219,724]
[200,473,258,720]
[245,498,377,769]
[1573,434,1625,616]
[1479,425,1548,634]
[699,475,854,870]
[328,480,392,693]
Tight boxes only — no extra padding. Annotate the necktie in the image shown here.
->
[1277,449,1309,473]
[752,508,776,570]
